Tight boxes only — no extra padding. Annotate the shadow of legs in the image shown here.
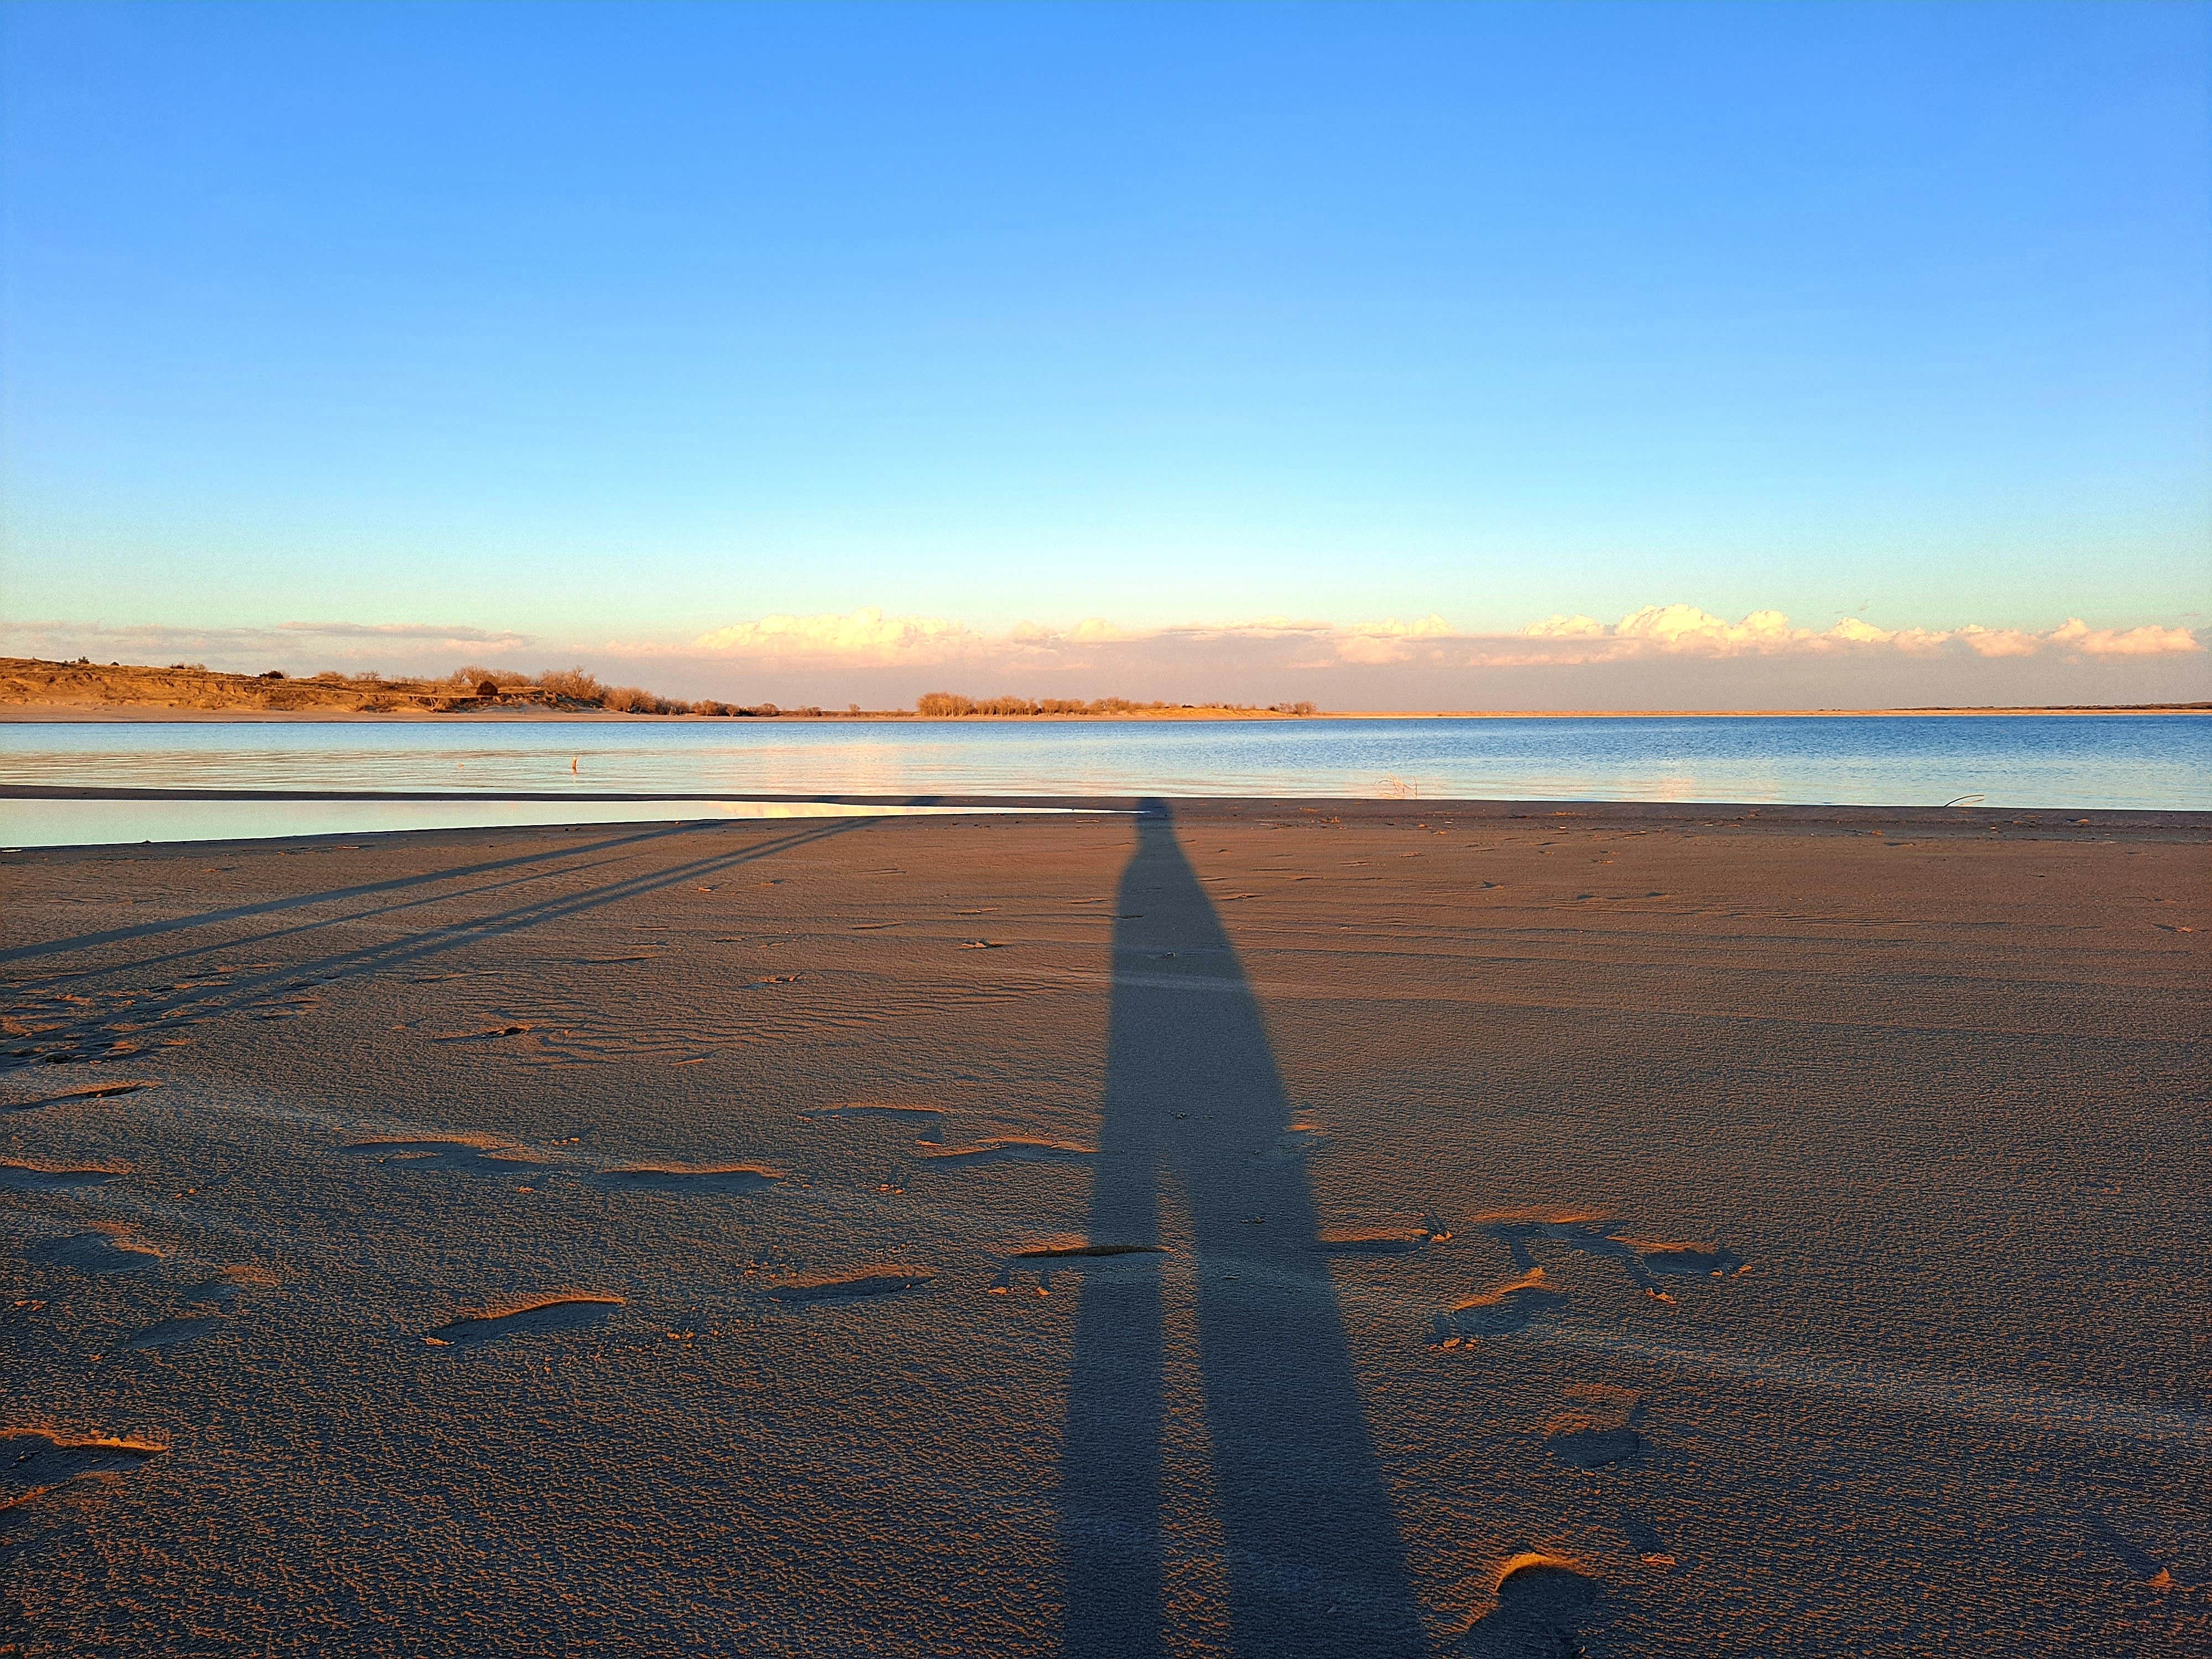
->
[1059,806,1425,1658]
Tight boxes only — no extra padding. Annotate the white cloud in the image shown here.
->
[690,607,983,664]
[665,604,2203,672]
[9,604,2197,709]
[2046,618,2203,658]
[1950,625,2042,659]
[279,621,533,645]
[0,618,534,662]
[1524,613,1612,640]
[1511,606,2201,662]
[1009,617,1134,645]
[1334,634,1414,665]
[1333,614,1455,664]
[1634,604,1797,652]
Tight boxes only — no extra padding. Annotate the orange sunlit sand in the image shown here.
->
[6,801,2205,1650]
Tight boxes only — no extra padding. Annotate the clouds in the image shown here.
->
[2045,618,2201,658]
[13,603,2187,685]
[278,621,533,645]
[690,608,982,664]
[1509,605,2203,663]
[662,603,2200,672]
[641,604,2206,709]
[0,618,541,690]
[6,603,2201,711]
[1333,615,1457,665]
[0,618,534,665]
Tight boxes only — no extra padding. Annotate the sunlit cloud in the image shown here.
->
[278,621,533,645]
[662,604,2203,671]
[1510,606,2203,663]
[2044,618,2202,658]
[690,607,984,664]
[1,618,534,662]
[8,604,2199,709]
[1009,617,1135,646]
[1334,614,1457,665]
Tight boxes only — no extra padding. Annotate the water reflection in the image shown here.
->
[1,715,2205,810]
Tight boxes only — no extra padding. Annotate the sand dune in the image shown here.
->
[3,801,2206,1654]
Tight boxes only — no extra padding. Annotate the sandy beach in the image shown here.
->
[4,801,2206,1656]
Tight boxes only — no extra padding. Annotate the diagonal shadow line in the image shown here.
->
[0,820,714,967]
[3,820,868,1065]
[8,849,644,995]
[7,819,858,1061]
[1058,802,1426,1658]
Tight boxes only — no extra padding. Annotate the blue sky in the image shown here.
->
[2,2,2206,704]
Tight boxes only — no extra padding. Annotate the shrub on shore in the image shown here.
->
[601,684,693,715]
[20,652,1314,721]
[535,666,607,704]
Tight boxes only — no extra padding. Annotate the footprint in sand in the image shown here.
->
[1431,1270,1569,1347]
[1311,1219,1451,1257]
[0,1161,123,1192]
[251,993,321,1022]
[181,1264,277,1306]
[1452,1554,1604,1657]
[913,1138,1098,1168]
[1616,1507,1680,1570]
[122,1267,275,1353]
[1260,1120,1331,1159]
[27,1227,164,1274]
[992,1241,1167,1297]
[764,1266,935,1303]
[587,1164,784,1195]
[803,1104,948,1143]
[1,1429,166,1516]
[341,1139,547,1176]
[127,1316,220,1352]
[424,1295,624,1347]
[1481,1211,1744,1300]
[426,1024,532,1044]
[1544,1385,1650,1469]
[1009,1241,1168,1261]
[0,1079,160,1115]
[2083,1509,2194,1591]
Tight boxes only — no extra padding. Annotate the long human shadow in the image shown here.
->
[1058,805,1426,1657]
[3,818,867,1067]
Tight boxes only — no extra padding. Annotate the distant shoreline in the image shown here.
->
[1,703,2206,723]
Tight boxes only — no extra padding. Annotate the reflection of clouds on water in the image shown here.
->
[1,716,2205,809]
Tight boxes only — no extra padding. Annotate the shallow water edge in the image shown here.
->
[3,790,2203,851]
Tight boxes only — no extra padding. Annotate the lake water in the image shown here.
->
[1,716,2205,833]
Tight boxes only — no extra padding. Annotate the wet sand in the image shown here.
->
[4,801,2207,1655]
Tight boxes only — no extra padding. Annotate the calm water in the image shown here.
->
[2,715,2206,812]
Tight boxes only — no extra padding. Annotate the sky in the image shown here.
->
[2,0,2207,708]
